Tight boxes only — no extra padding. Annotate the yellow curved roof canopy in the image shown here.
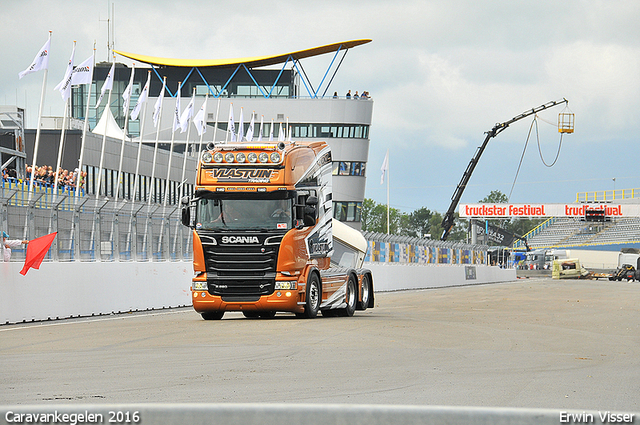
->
[114,39,371,69]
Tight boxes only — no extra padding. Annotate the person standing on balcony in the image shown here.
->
[2,231,29,262]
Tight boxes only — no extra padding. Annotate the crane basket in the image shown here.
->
[558,111,574,133]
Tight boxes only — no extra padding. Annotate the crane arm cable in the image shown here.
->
[508,115,564,200]
[536,117,564,167]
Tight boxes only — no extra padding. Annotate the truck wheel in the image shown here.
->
[358,275,371,311]
[303,273,321,318]
[339,275,357,317]
[259,311,277,319]
[201,311,224,320]
[243,311,260,319]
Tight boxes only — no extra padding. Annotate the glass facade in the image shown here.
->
[83,165,193,204]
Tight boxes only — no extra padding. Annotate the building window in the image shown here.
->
[333,201,362,222]
[332,161,366,177]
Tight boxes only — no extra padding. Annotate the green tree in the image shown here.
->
[479,190,508,204]
[361,199,467,241]
[477,190,544,244]
[404,207,433,238]
[361,198,402,234]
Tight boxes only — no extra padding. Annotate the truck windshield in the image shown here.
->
[196,198,293,231]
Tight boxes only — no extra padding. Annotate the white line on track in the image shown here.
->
[0,308,191,332]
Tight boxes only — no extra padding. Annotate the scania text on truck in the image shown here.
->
[181,141,374,319]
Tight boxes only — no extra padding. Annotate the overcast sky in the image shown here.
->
[3,0,640,214]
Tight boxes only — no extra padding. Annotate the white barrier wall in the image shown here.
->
[1,261,515,325]
[1,262,193,325]
[365,263,516,291]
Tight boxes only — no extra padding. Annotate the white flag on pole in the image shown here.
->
[54,43,75,101]
[193,96,208,136]
[172,84,181,132]
[257,115,264,142]
[131,71,150,120]
[269,119,274,141]
[228,104,236,142]
[278,123,284,141]
[153,78,166,127]
[238,108,244,141]
[179,93,195,133]
[19,35,51,79]
[69,54,93,86]
[122,66,135,115]
[380,149,389,184]
[246,112,255,142]
[95,62,115,108]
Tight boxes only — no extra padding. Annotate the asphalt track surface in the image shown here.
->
[1,278,639,411]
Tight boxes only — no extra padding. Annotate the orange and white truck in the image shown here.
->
[181,141,374,320]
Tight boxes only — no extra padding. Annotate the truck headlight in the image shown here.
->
[202,152,213,163]
[275,281,297,290]
[258,152,269,163]
[192,282,207,291]
[236,152,246,163]
[225,152,235,163]
[247,152,258,163]
[270,152,281,163]
[213,152,224,163]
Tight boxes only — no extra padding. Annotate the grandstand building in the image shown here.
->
[517,192,640,251]
[69,39,374,229]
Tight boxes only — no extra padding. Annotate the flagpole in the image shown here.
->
[197,93,209,154]
[114,65,136,203]
[132,71,151,204]
[158,81,181,254]
[28,31,52,195]
[225,102,233,143]
[387,151,390,234]
[212,97,220,145]
[163,81,181,207]
[94,56,116,200]
[53,97,69,196]
[179,88,196,202]
[143,76,165,259]
[76,45,96,199]
[147,77,166,207]
[174,88,196,255]
[53,40,76,198]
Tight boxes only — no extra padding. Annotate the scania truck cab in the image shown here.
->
[181,141,374,319]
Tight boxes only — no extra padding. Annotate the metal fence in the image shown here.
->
[1,183,192,263]
[363,231,492,266]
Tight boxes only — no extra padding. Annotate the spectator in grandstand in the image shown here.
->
[2,231,29,262]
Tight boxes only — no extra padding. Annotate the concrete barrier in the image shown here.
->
[1,261,515,325]
[366,262,516,291]
[1,404,636,425]
[0,261,192,325]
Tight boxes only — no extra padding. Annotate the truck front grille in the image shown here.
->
[198,232,281,297]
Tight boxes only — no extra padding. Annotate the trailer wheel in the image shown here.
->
[201,311,224,320]
[303,273,321,318]
[358,274,371,311]
[339,275,357,317]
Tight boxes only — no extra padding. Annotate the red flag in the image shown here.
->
[19,232,57,276]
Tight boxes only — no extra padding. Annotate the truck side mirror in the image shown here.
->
[181,196,191,227]
[303,195,318,227]
[303,214,316,227]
